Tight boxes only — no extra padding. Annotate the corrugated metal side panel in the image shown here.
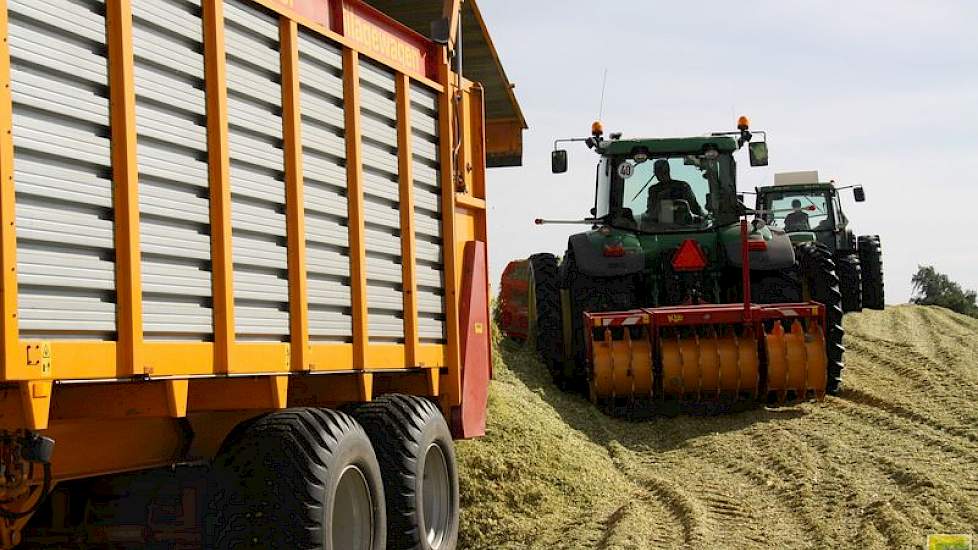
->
[132,0,213,340]
[224,0,289,341]
[359,59,403,343]
[410,84,445,343]
[298,30,352,342]
[9,0,116,339]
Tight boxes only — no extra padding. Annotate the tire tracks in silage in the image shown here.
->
[902,307,978,384]
[601,441,710,549]
[915,307,978,373]
[621,426,829,549]
[844,313,978,438]
[803,406,978,545]
[783,410,940,548]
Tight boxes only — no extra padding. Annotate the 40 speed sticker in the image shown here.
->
[617,161,634,179]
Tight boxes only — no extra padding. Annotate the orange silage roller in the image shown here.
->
[590,326,653,402]
[660,327,759,400]
[764,320,827,402]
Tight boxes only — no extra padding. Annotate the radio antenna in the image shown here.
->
[597,68,608,121]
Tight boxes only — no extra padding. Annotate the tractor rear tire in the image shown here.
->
[206,408,386,550]
[796,242,846,395]
[528,253,564,385]
[349,394,459,550]
[858,235,884,310]
[561,247,638,394]
[836,253,863,313]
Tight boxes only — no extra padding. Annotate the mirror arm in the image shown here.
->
[553,136,591,150]
[709,130,765,149]
[534,217,604,226]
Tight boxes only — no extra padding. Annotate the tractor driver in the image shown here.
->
[645,159,703,224]
[784,199,811,231]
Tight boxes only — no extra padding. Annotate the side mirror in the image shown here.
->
[748,142,769,167]
[551,150,568,174]
[853,186,866,202]
[737,193,745,203]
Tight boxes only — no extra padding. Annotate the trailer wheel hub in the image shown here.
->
[332,465,374,549]
[422,442,453,549]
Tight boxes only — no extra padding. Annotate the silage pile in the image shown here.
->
[456,305,978,549]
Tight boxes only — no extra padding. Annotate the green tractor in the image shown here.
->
[521,118,845,413]
[754,172,884,312]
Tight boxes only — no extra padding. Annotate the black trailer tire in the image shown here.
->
[350,394,459,550]
[796,242,846,394]
[205,408,386,550]
[836,253,863,313]
[528,253,564,385]
[858,235,885,310]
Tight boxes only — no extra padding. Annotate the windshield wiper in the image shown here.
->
[803,196,825,215]
[630,174,658,203]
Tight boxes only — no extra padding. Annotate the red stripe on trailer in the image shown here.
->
[452,241,491,439]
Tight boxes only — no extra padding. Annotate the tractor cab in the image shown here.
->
[755,172,883,314]
[552,118,767,238]
[754,171,866,254]
[592,136,744,234]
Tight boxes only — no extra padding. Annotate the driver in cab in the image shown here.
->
[784,199,811,231]
[645,159,703,224]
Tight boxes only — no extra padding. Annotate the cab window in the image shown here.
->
[613,156,717,232]
[765,191,831,232]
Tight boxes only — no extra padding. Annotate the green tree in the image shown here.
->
[911,265,978,318]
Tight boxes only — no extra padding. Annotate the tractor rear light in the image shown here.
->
[672,240,708,271]
[603,244,625,257]
[748,240,768,251]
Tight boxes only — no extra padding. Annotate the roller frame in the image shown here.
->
[584,302,828,402]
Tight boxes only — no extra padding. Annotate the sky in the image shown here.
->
[476,0,978,303]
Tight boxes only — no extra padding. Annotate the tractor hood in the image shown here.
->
[569,221,795,279]
[569,227,723,277]
[721,224,796,270]
[568,229,645,277]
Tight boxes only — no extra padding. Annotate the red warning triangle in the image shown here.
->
[671,239,708,271]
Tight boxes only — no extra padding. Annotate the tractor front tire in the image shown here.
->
[858,235,884,310]
[528,253,564,385]
[836,253,863,313]
[206,408,386,550]
[796,242,846,395]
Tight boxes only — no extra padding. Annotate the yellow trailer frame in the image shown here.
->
[0,0,492,544]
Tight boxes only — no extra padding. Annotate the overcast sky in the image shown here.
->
[476,0,978,303]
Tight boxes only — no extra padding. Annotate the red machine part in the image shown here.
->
[583,218,829,404]
[453,241,492,439]
[584,302,828,403]
[497,259,530,341]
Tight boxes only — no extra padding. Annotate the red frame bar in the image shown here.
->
[583,301,827,371]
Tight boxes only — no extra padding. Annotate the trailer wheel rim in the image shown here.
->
[422,443,452,548]
[332,465,373,550]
